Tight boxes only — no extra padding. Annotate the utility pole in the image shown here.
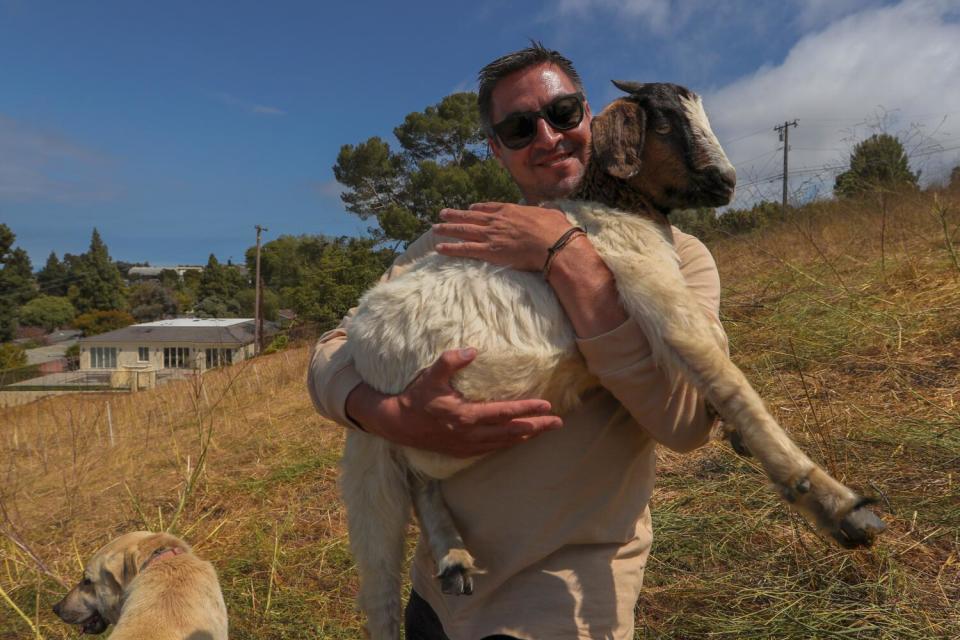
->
[254,225,268,355]
[774,120,799,216]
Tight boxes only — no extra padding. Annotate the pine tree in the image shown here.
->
[0,224,38,340]
[69,229,126,313]
[37,251,70,296]
[333,92,521,247]
[197,254,248,317]
[834,133,919,198]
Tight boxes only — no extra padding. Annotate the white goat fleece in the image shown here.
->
[346,202,709,478]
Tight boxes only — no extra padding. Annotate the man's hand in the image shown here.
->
[433,202,573,271]
[346,347,562,458]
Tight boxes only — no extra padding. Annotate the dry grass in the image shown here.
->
[1,191,959,638]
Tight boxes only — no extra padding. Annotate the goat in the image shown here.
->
[338,81,885,639]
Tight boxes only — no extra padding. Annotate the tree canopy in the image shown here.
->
[246,234,394,331]
[194,254,248,317]
[834,133,918,198]
[333,92,521,246]
[37,252,70,297]
[0,224,38,340]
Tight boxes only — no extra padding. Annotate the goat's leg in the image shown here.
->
[671,325,884,546]
[591,228,884,547]
[686,336,884,546]
[341,432,411,640]
[409,473,478,596]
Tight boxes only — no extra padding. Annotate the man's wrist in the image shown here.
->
[546,235,629,337]
[345,382,400,438]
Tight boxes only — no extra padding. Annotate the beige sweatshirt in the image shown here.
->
[307,226,725,640]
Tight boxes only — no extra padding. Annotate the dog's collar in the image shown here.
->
[140,547,184,572]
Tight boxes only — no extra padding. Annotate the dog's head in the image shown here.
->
[53,531,191,634]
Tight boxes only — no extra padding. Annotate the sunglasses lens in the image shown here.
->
[545,96,583,130]
[493,94,584,150]
[495,115,537,150]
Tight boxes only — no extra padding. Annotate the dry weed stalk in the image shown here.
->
[931,194,960,275]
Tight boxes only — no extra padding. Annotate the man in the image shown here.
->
[308,43,725,640]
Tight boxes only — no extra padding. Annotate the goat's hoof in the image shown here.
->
[439,566,474,596]
[831,499,886,549]
[436,549,476,596]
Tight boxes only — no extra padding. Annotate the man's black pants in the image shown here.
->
[404,590,520,640]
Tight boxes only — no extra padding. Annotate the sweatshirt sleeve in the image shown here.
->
[574,228,727,452]
[305,232,438,429]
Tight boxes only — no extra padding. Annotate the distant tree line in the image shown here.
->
[0,226,261,349]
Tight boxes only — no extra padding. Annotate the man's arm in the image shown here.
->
[434,202,724,452]
[344,348,561,457]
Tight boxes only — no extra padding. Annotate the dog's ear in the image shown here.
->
[94,562,126,625]
[591,99,646,180]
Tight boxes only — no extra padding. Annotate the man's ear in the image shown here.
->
[590,100,645,180]
[487,137,504,167]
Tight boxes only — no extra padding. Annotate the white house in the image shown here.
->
[79,318,264,388]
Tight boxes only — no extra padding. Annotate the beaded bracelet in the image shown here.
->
[542,226,587,280]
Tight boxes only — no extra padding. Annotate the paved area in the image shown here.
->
[24,339,77,365]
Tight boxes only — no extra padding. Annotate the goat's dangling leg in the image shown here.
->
[697,349,886,548]
[707,402,753,458]
[341,432,411,640]
[409,474,479,596]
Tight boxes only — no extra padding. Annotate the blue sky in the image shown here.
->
[2,0,958,267]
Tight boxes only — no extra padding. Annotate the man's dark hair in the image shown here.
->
[477,41,584,139]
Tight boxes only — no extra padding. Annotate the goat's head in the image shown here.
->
[590,81,736,212]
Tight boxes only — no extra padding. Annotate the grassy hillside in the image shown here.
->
[1,191,958,639]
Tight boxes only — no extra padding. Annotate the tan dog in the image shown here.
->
[53,531,228,639]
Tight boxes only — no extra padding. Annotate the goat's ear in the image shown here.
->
[591,100,645,180]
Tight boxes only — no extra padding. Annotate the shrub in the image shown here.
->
[18,295,76,331]
[0,343,27,370]
[74,310,136,336]
[263,334,289,355]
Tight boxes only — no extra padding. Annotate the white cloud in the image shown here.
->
[211,92,287,117]
[0,115,116,203]
[705,0,960,206]
[793,0,888,30]
[309,179,346,200]
[251,105,286,116]
[551,0,686,33]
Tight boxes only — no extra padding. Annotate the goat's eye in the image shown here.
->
[655,122,671,134]
[81,577,92,586]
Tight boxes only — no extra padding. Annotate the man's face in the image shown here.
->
[488,63,592,204]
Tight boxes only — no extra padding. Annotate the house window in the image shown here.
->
[205,348,234,368]
[138,346,150,362]
[163,347,191,369]
[90,347,117,369]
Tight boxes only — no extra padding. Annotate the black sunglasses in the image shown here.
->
[492,92,585,150]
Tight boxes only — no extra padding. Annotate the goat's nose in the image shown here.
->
[52,601,62,616]
[718,164,737,189]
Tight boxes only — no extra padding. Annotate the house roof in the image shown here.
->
[81,318,258,346]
